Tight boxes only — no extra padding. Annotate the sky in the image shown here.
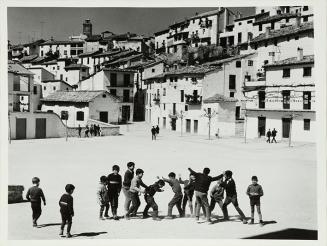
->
[8,7,254,45]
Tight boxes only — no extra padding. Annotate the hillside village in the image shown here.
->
[8,6,315,142]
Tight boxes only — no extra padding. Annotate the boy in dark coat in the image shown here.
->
[188,167,223,222]
[156,125,160,135]
[221,170,247,224]
[246,176,264,226]
[142,179,165,220]
[107,165,122,220]
[59,184,75,238]
[151,126,157,140]
[97,176,109,220]
[161,172,183,219]
[26,177,46,227]
[266,129,271,143]
[271,128,277,143]
[122,162,135,213]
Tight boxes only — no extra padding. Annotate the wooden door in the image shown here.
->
[282,118,291,138]
[186,119,191,133]
[16,118,26,139]
[194,120,198,134]
[258,117,266,137]
[99,111,108,123]
[35,118,46,139]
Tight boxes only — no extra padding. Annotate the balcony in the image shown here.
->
[244,73,266,88]
[185,94,202,105]
[153,96,160,105]
[122,97,134,103]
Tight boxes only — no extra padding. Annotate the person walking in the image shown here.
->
[266,129,271,143]
[151,126,156,140]
[85,125,89,138]
[156,125,160,136]
[271,128,277,143]
[59,184,75,238]
[78,125,82,138]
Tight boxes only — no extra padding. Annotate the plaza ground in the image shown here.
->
[8,122,317,239]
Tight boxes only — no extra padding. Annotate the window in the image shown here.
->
[236,61,241,68]
[303,91,311,109]
[61,111,68,120]
[57,66,60,70]
[110,73,117,86]
[76,111,84,121]
[185,105,188,111]
[53,86,56,90]
[124,74,130,86]
[239,22,242,26]
[163,104,166,110]
[43,86,46,90]
[282,90,291,109]
[237,33,242,43]
[271,22,275,30]
[295,36,299,40]
[207,108,211,115]
[245,75,251,81]
[152,68,155,73]
[163,88,166,96]
[41,51,44,56]
[303,67,312,77]
[64,50,67,55]
[303,6,309,11]
[286,18,289,23]
[259,24,262,31]
[33,85,37,95]
[229,75,236,90]
[66,77,68,82]
[110,89,116,95]
[247,20,253,24]
[258,91,265,109]
[230,92,235,98]
[181,90,184,102]
[235,106,241,119]
[47,110,53,113]
[248,60,253,66]
[87,57,89,64]
[283,68,291,78]
[304,119,310,130]
[303,16,308,22]
[53,67,55,70]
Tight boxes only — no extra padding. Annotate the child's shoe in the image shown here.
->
[66,233,72,238]
[249,219,254,225]
[113,216,119,220]
[124,214,130,220]
[142,214,150,219]
[259,220,264,226]
[242,219,248,224]
[59,230,64,236]
[165,216,173,219]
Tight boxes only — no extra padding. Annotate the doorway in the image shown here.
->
[194,120,198,134]
[99,111,108,123]
[16,118,27,139]
[122,105,130,123]
[258,116,266,137]
[186,119,191,133]
[282,118,291,138]
[35,118,46,139]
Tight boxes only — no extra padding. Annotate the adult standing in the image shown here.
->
[151,126,156,140]
[266,129,271,143]
[156,125,160,135]
[188,167,223,223]
[78,125,82,138]
[271,128,277,143]
[85,125,89,137]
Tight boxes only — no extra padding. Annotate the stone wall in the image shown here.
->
[8,185,24,203]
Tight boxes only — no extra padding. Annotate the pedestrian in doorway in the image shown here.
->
[221,170,247,224]
[26,177,46,227]
[151,126,156,140]
[85,125,89,137]
[156,125,160,135]
[142,179,165,221]
[271,128,277,143]
[107,165,122,220]
[90,124,94,137]
[59,184,75,238]
[78,125,82,138]
[122,162,135,213]
[266,129,271,143]
[161,172,184,219]
[246,176,264,226]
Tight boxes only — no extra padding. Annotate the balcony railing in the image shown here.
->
[185,94,202,105]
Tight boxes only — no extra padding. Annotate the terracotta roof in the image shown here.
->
[64,64,89,70]
[41,79,73,87]
[144,65,218,81]
[41,90,120,103]
[23,39,45,47]
[40,40,84,46]
[103,68,136,73]
[12,45,24,50]
[78,50,102,58]
[8,61,34,75]
[264,55,314,68]
[234,12,269,22]
[19,54,39,63]
[154,29,169,36]
[251,22,313,44]
[203,93,238,103]
[205,53,256,66]
[92,50,121,58]
[104,53,143,66]
[127,59,161,69]
[40,59,58,65]
[85,35,102,42]
[253,13,298,25]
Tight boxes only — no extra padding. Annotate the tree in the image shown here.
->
[176,110,186,137]
[202,108,217,140]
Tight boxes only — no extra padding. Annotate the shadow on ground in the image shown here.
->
[37,223,61,228]
[243,228,317,240]
[72,232,107,237]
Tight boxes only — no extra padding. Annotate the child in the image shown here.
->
[246,176,264,226]
[107,165,122,220]
[142,179,165,221]
[26,177,46,227]
[97,176,109,220]
[122,162,135,213]
[209,177,224,216]
[161,172,183,219]
[178,173,195,216]
[125,168,147,219]
[221,170,247,224]
[59,184,75,238]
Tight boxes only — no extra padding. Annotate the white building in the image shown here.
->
[41,90,121,127]
[40,79,73,98]
[39,39,84,58]
[244,50,315,142]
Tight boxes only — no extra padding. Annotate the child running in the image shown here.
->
[122,162,135,214]
[107,165,122,220]
[246,176,264,226]
[142,179,165,221]
[209,177,225,217]
[26,177,46,227]
[59,184,75,238]
[125,168,147,219]
[221,170,247,224]
[161,172,183,219]
[97,176,109,220]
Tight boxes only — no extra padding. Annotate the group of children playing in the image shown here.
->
[26,162,264,238]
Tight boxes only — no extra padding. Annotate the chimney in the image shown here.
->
[297,47,303,61]
[265,27,271,38]
[295,16,301,27]
[195,12,198,16]
[50,36,54,41]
